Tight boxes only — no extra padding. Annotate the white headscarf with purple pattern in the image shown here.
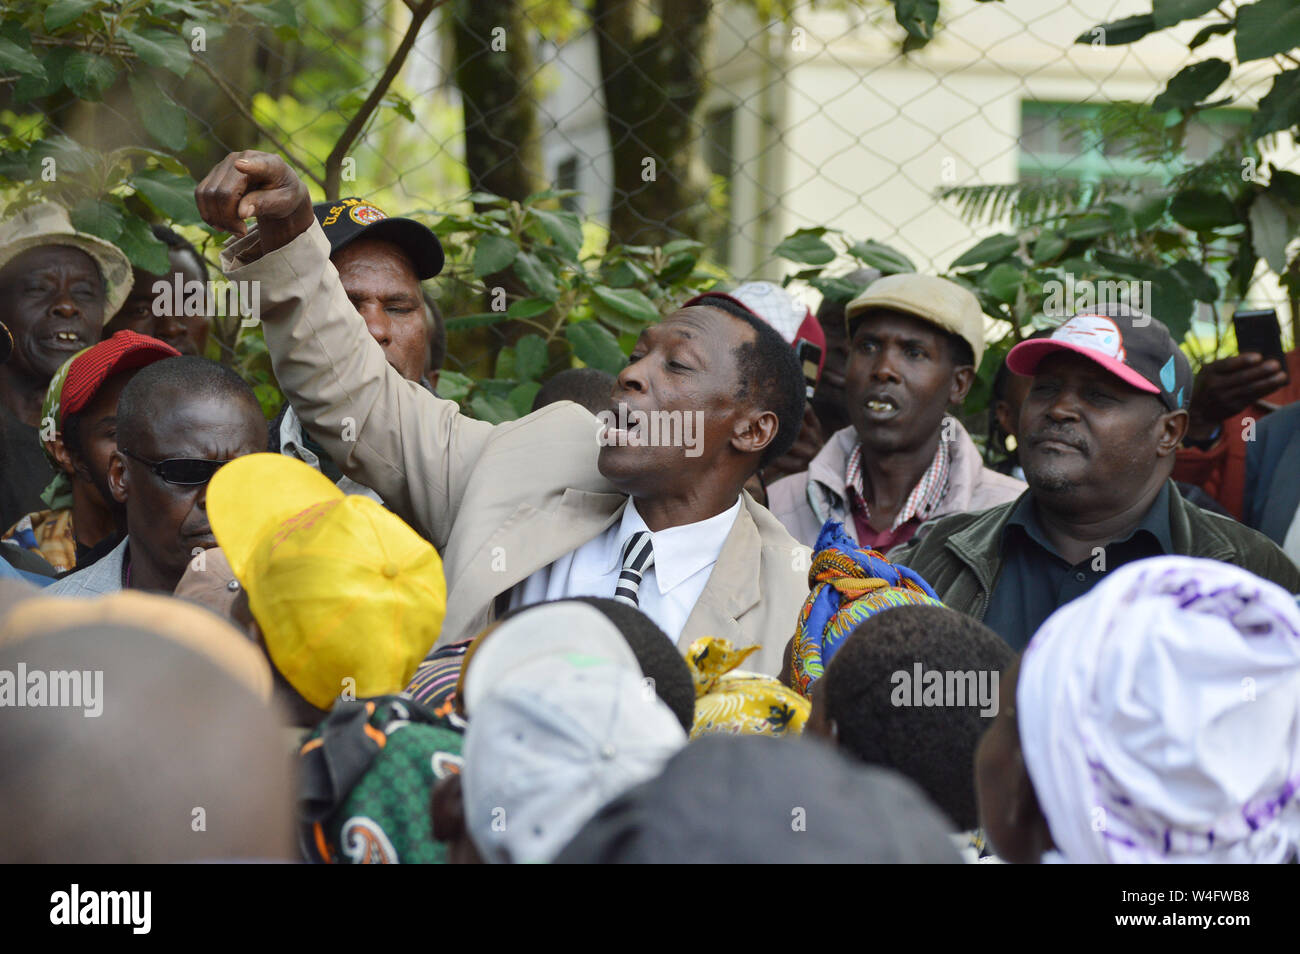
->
[1018,556,1300,864]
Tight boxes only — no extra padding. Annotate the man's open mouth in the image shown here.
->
[863,394,900,417]
[46,331,85,350]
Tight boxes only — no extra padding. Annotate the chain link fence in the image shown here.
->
[6,0,1298,392]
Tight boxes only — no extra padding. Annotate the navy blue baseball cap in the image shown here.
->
[312,198,444,280]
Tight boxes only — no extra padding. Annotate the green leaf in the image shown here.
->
[115,214,172,274]
[1170,260,1220,302]
[950,233,1019,268]
[774,230,836,265]
[129,168,201,224]
[1074,14,1157,46]
[0,37,46,81]
[1188,22,1234,50]
[44,0,98,32]
[1249,192,1294,273]
[1231,236,1259,297]
[444,312,513,332]
[530,208,583,261]
[566,321,627,375]
[661,239,705,257]
[514,334,547,380]
[601,260,648,288]
[437,370,473,404]
[847,239,914,273]
[466,192,509,207]
[894,0,940,44]
[469,392,518,424]
[982,262,1024,304]
[591,285,659,324]
[183,18,228,46]
[1236,0,1300,63]
[656,253,697,285]
[472,234,519,277]
[1250,70,1300,138]
[246,0,298,30]
[1153,0,1220,29]
[1269,169,1300,206]
[1152,59,1231,112]
[1145,268,1195,341]
[63,52,116,101]
[508,382,542,418]
[130,75,188,152]
[513,251,559,300]
[1060,214,1117,240]
[506,297,553,320]
[1169,189,1238,231]
[69,198,124,242]
[120,28,193,78]
[1032,232,1069,263]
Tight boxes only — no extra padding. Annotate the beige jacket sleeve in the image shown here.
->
[221,222,492,550]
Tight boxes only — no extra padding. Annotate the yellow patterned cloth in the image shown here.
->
[2,508,77,574]
[686,636,809,739]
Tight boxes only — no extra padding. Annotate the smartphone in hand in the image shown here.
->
[1233,308,1289,385]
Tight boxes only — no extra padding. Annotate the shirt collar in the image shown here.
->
[1003,481,1175,558]
[606,497,743,594]
[845,417,954,530]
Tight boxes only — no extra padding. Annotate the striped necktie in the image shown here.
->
[614,530,655,607]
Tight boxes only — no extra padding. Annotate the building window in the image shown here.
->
[1018,101,1251,200]
[703,105,736,267]
[556,156,579,213]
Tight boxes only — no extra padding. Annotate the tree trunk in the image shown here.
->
[593,0,714,247]
[450,0,544,203]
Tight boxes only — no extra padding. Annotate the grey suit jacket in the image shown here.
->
[221,223,811,674]
[45,538,127,597]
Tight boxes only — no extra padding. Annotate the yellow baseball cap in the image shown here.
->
[207,453,447,710]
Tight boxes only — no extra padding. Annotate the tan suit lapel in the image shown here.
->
[444,488,628,639]
[679,500,763,647]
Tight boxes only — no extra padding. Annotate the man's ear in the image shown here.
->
[730,408,779,458]
[107,450,129,505]
[1157,409,1189,456]
[949,365,976,405]
[50,432,80,479]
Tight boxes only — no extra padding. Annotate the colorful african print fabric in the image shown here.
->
[2,507,76,573]
[687,636,810,738]
[299,695,464,864]
[790,520,943,698]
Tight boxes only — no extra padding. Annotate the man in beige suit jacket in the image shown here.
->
[195,151,811,675]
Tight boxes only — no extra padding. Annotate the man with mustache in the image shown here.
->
[0,204,133,529]
[894,307,1300,651]
[193,151,810,675]
[46,356,265,596]
[767,273,1023,551]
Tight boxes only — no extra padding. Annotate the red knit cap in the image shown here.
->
[61,331,181,418]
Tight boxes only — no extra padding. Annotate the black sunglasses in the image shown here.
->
[119,448,233,486]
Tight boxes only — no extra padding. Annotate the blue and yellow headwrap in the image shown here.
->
[791,521,943,697]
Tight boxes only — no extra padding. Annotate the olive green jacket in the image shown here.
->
[892,483,1300,622]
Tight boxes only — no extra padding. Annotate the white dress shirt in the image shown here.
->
[509,496,743,645]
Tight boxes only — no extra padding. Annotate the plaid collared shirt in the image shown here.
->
[845,416,953,532]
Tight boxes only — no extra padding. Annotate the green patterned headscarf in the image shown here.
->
[37,347,90,510]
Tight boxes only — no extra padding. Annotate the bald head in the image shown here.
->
[0,623,294,862]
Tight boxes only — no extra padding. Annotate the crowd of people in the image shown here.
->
[2,149,1299,864]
